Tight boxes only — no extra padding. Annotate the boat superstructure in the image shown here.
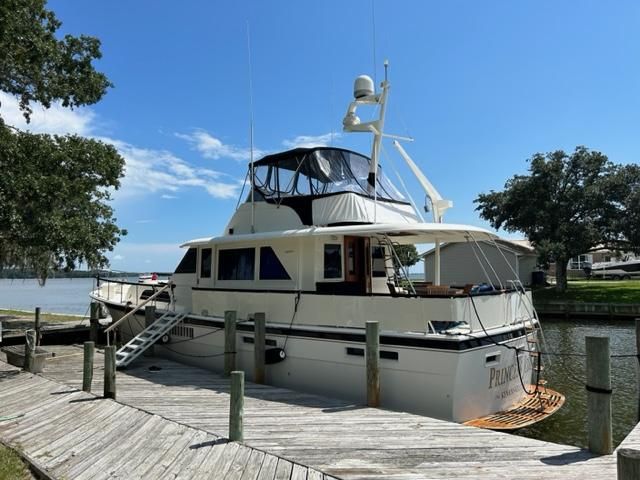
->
[92,67,562,425]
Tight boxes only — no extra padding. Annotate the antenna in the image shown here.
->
[246,21,256,233]
[371,0,377,86]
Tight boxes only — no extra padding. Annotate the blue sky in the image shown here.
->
[3,1,639,272]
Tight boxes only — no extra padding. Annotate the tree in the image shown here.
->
[0,0,112,121]
[0,0,125,281]
[475,146,640,291]
[394,244,420,268]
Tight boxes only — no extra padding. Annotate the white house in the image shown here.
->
[422,238,538,287]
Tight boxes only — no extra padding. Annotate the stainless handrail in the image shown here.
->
[104,282,173,333]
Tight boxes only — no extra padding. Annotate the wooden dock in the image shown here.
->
[0,344,631,479]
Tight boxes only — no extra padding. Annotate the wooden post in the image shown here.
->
[144,306,156,357]
[34,307,41,346]
[254,312,266,384]
[618,448,640,480]
[90,302,100,344]
[82,341,94,393]
[586,335,612,454]
[23,330,36,373]
[104,345,116,399]
[229,371,244,442]
[224,311,237,377]
[366,321,380,407]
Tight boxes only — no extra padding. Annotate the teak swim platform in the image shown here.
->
[2,344,639,479]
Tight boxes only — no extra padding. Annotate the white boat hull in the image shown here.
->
[103,300,535,423]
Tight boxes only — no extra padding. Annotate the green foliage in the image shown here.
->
[0,444,31,480]
[0,0,125,282]
[0,0,112,122]
[0,128,126,279]
[394,244,420,268]
[475,147,640,291]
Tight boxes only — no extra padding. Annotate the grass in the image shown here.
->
[0,444,32,480]
[533,280,640,304]
[0,308,83,323]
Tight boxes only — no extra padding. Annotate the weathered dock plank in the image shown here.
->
[2,344,633,479]
[0,358,317,480]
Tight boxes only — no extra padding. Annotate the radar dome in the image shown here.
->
[354,75,374,99]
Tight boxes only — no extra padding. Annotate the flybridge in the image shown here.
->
[251,147,407,203]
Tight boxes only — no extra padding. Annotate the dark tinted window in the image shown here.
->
[218,248,255,280]
[324,244,342,279]
[259,247,291,280]
[175,248,197,274]
[200,248,212,278]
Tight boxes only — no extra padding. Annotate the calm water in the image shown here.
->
[0,279,637,446]
[519,318,638,448]
[0,277,98,315]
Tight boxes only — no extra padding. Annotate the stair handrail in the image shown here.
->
[104,281,173,334]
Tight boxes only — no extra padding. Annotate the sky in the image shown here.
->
[2,1,639,272]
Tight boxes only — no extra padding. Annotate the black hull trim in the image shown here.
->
[105,301,528,352]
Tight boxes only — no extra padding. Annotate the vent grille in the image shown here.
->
[171,325,194,339]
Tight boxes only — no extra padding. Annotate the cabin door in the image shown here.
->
[344,236,371,294]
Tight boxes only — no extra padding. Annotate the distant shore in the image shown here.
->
[0,270,141,280]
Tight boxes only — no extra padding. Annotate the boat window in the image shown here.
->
[324,244,342,279]
[200,248,212,278]
[218,248,255,280]
[372,246,387,278]
[175,248,197,274]
[259,247,291,280]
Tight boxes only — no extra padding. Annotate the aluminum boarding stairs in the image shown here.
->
[115,311,187,368]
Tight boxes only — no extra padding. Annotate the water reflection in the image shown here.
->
[518,319,638,448]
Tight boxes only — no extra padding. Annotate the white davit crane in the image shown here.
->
[392,140,453,223]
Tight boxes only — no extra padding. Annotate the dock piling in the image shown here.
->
[366,320,380,407]
[145,306,157,357]
[34,307,41,346]
[229,370,244,442]
[23,330,36,373]
[586,335,612,454]
[104,345,116,399]
[618,448,640,480]
[90,301,100,344]
[82,341,94,392]
[224,311,237,377]
[254,312,266,384]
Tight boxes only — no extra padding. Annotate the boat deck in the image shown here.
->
[0,344,632,479]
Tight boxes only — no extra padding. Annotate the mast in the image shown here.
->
[342,60,390,223]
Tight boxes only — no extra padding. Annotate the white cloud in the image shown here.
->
[0,91,96,136]
[112,254,124,261]
[101,138,242,200]
[0,93,242,201]
[176,129,265,162]
[282,132,340,149]
[161,194,178,200]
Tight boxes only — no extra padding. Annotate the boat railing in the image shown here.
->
[94,276,174,311]
[104,281,173,334]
